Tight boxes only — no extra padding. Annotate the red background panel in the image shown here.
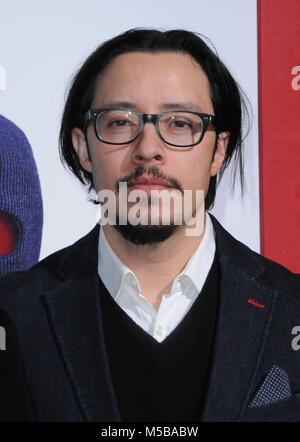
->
[258,0,300,272]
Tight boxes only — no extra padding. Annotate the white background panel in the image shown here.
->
[0,0,259,259]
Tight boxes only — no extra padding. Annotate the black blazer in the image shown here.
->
[0,214,299,422]
[0,310,34,421]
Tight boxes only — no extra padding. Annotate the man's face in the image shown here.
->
[72,51,228,243]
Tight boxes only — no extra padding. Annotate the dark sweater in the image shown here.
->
[99,251,220,422]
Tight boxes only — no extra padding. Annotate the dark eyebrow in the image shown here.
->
[94,101,206,113]
[95,102,138,110]
[160,102,205,113]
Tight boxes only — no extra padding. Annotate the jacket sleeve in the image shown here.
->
[0,309,35,421]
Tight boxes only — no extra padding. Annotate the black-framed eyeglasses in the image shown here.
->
[83,108,217,148]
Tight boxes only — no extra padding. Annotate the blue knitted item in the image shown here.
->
[0,115,43,275]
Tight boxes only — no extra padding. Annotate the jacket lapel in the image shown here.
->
[202,215,279,421]
[42,225,121,422]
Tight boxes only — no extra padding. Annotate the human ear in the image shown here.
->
[71,127,92,173]
[210,131,229,177]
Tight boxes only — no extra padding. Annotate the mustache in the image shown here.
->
[115,166,183,193]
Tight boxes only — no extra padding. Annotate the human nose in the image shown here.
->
[131,121,166,165]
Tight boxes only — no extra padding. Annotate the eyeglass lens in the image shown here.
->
[96,110,204,146]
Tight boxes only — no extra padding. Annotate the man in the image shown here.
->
[0,29,299,422]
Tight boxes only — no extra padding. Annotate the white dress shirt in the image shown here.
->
[98,212,216,343]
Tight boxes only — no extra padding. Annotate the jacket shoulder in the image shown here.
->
[0,224,99,308]
[209,213,300,295]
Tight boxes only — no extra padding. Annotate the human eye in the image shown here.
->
[105,111,134,128]
[98,110,139,142]
[171,119,192,128]
[109,119,129,127]
[167,114,194,130]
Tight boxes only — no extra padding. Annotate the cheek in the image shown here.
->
[174,152,212,189]
[0,213,18,255]
[91,151,123,191]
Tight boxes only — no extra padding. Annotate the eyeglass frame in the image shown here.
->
[83,108,218,148]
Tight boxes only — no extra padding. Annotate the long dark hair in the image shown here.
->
[59,28,250,209]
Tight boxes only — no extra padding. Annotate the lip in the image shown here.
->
[128,184,172,193]
[127,176,173,190]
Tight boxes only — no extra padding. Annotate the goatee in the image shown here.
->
[113,219,178,245]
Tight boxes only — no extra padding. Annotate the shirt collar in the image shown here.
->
[98,225,134,300]
[98,212,216,299]
[172,212,216,294]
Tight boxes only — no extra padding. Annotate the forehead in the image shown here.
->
[91,51,214,113]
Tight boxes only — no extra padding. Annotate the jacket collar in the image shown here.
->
[44,216,279,422]
[55,223,100,280]
[54,214,266,283]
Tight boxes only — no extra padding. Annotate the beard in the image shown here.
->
[112,164,183,245]
[113,215,179,246]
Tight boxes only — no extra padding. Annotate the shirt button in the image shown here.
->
[155,325,164,337]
